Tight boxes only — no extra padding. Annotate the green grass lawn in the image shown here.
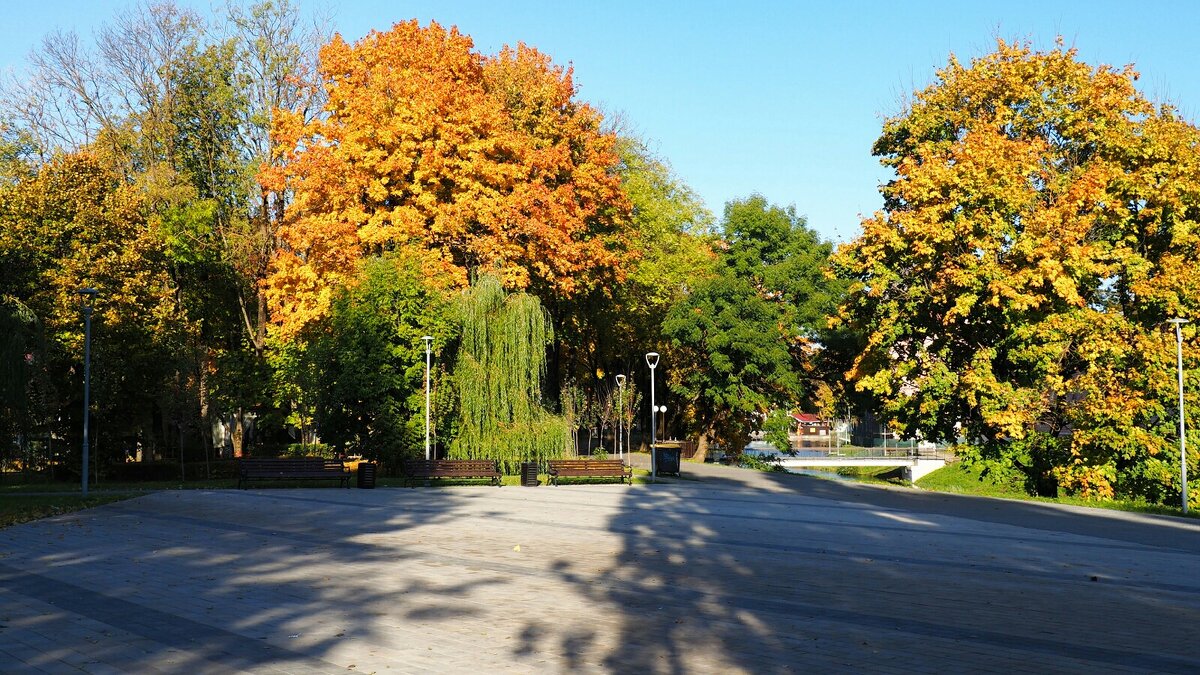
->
[914,462,1197,518]
[1,478,238,494]
[376,467,653,487]
[3,464,651,494]
[1,494,135,529]
[788,460,1198,519]
[913,462,1029,498]
[833,465,910,486]
[2,466,647,529]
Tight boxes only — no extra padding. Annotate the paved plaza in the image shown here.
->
[2,461,1200,673]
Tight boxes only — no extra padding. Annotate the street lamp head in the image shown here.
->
[422,335,434,342]
[76,288,98,308]
[615,374,626,387]
[1167,318,1189,325]
[645,352,659,369]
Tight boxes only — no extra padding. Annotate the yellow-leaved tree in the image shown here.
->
[834,39,1200,503]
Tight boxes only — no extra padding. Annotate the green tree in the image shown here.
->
[602,137,717,364]
[547,137,715,446]
[764,409,793,455]
[450,275,571,472]
[303,252,456,468]
[0,151,190,470]
[664,195,842,455]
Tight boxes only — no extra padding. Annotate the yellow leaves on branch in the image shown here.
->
[835,37,1200,470]
[261,21,630,339]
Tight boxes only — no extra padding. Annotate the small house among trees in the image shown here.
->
[790,413,833,447]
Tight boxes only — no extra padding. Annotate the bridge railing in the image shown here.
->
[778,446,955,461]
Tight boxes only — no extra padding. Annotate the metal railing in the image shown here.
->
[747,443,954,462]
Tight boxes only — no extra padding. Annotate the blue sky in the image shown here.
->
[3,1,1199,243]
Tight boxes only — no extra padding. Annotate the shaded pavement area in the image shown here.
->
[2,459,1199,673]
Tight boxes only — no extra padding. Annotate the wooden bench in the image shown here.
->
[402,459,502,487]
[547,459,632,485]
[238,458,350,489]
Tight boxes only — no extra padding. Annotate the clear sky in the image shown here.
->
[3,1,1199,243]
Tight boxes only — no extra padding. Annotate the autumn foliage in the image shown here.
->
[6,7,1198,508]
[835,39,1200,501]
[262,21,630,339]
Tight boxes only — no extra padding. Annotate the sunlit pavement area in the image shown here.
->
[3,462,1200,674]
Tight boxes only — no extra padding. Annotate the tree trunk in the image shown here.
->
[178,424,185,482]
[696,431,710,461]
[695,421,720,461]
[232,410,245,458]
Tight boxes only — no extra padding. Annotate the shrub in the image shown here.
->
[739,452,786,473]
[283,443,335,459]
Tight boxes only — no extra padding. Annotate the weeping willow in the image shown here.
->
[449,276,571,473]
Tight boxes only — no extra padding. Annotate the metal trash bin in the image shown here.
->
[357,462,377,489]
[520,461,540,487]
[654,446,681,476]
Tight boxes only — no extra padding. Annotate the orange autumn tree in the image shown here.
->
[261,21,630,339]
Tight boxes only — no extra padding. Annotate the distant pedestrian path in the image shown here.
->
[2,463,1198,672]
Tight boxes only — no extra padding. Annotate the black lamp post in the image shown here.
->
[77,288,97,496]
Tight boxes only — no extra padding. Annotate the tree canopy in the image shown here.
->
[261,21,631,340]
[834,39,1200,501]
[664,195,842,454]
[5,7,1196,508]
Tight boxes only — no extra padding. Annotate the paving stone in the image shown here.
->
[2,461,1199,672]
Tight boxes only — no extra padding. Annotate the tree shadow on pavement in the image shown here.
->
[577,467,1200,673]
[0,488,508,672]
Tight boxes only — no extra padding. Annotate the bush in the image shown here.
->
[738,452,786,473]
[183,460,239,480]
[283,443,335,459]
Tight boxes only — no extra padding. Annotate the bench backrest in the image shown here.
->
[547,459,626,472]
[240,458,346,473]
[403,459,499,476]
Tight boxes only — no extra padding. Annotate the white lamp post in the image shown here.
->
[1169,318,1189,513]
[646,352,659,481]
[616,374,627,461]
[422,336,433,461]
[658,405,668,442]
[77,288,97,496]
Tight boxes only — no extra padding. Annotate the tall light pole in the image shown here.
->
[77,288,97,496]
[423,336,433,461]
[615,374,626,464]
[1169,318,1189,513]
[646,352,659,481]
